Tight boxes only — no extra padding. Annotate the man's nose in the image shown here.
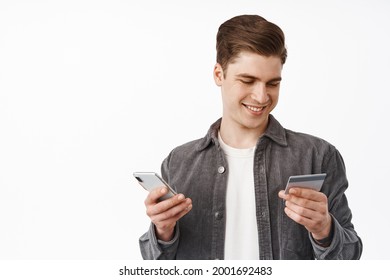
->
[251,84,269,104]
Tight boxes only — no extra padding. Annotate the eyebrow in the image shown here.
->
[236,73,282,83]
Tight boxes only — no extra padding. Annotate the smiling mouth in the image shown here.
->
[243,104,268,113]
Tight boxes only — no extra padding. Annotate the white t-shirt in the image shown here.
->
[218,133,259,259]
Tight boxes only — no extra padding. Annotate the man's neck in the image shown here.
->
[219,119,267,149]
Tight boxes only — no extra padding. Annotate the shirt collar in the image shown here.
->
[264,115,288,147]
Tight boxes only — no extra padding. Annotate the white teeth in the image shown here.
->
[246,105,263,112]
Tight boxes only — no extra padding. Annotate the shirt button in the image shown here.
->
[215,211,223,220]
[218,166,225,174]
[260,212,266,218]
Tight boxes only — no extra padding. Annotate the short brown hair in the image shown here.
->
[216,15,287,73]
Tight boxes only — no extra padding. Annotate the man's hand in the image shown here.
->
[278,188,332,242]
[145,187,192,242]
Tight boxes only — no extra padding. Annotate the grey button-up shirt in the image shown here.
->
[139,115,363,259]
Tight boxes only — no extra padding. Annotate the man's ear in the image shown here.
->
[213,63,224,86]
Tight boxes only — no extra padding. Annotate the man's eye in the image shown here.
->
[240,80,254,84]
[267,83,280,88]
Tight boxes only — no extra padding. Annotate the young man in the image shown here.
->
[139,15,362,260]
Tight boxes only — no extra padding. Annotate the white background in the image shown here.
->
[0,0,389,260]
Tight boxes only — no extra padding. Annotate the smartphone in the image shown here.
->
[133,172,177,201]
[285,173,327,194]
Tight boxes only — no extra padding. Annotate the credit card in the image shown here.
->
[285,173,327,194]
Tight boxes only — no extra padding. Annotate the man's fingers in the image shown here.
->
[285,200,321,220]
[285,196,320,212]
[284,205,331,236]
[288,188,325,202]
[146,194,188,216]
[284,206,313,226]
[144,186,169,206]
[153,205,193,236]
[152,198,192,224]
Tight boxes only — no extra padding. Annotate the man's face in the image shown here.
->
[214,52,282,134]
